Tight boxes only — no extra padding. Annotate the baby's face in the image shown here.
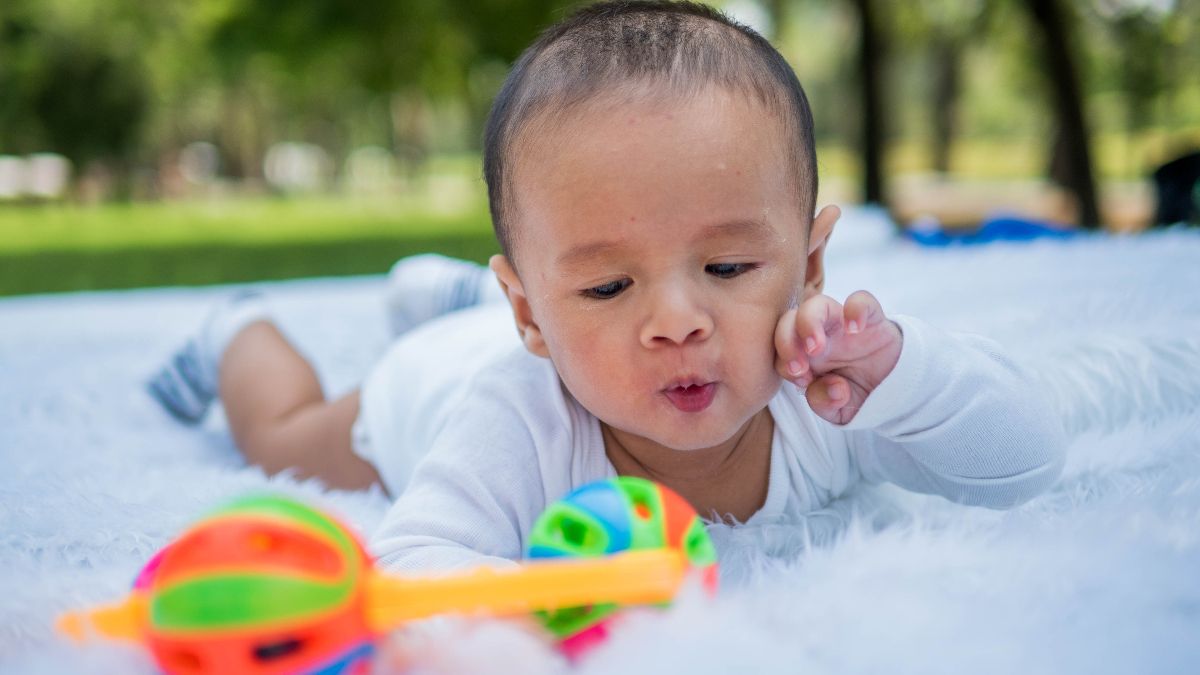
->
[503,88,812,451]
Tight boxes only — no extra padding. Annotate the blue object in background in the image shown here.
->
[907,214,1079,247]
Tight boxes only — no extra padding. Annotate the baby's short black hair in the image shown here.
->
[483,0,817,260]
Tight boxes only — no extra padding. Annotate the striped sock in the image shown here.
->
[146,291,268,424]
[384,254,504,337]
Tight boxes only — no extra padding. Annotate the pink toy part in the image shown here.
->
[132,544,171,591]
[558,619,613,661]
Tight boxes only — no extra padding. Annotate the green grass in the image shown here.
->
[0,192,493,253]
[0,194,498,296]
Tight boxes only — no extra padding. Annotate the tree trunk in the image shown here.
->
[218,84,265,183]
[931,37,960,176]
[852,0,886,205]
[390,90,430,181]
[1023,0,1101,229]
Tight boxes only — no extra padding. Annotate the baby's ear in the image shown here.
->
[488,255,550,358]
[802,205,839,299]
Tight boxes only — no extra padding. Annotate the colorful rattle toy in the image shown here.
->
[57,478,717,674]
[527,476,718,657]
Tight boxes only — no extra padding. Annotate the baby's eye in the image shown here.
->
[705,262,757,279]
[582,278,631,300]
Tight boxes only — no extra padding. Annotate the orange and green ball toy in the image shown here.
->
[122,495,373,675]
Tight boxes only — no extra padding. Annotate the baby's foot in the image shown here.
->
[146,291,268,424]
[384,254,505,337]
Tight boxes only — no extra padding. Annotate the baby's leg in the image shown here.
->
[384,253,507,337]
[219,321,381,491]
[147,293,380,491]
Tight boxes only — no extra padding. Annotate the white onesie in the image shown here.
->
[353,304,1066,572]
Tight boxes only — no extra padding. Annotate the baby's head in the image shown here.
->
[486,0,819,261]
[485,1,837,452]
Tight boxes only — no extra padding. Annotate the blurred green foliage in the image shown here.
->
[0,0,581,184]
[1,0,1198,293]
[3,0,1197,185]
[0,0,150,167]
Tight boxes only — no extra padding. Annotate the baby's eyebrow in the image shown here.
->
[556,218,779,268]
[556,240,625,268]
[699,218,779,245]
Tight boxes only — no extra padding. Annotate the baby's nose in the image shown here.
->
[639,291,713,347]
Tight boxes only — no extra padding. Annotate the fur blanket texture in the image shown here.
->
[2,208,1199,674]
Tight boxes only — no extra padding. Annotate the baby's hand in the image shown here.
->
[774,291,902,424]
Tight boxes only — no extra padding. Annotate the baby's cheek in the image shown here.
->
[730,315,784,386]
[750,345,784,395]
[552,331,631,398]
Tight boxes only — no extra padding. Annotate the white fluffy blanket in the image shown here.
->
[3,209,1199,674]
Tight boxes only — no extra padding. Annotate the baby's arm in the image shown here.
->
[775,292,1065,508]
[370,408,546,572]
[837,315,1066,507]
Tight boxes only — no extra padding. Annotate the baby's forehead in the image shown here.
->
[508,89,802,202]
[516,85,792,165]
[507,103,806,263]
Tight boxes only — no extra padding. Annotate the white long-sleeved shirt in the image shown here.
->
[364,310,1066,572]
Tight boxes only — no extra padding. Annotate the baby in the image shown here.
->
[149,1,1066,571]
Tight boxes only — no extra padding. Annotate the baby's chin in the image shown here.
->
[633,414,765,453]
[650,389,780,451]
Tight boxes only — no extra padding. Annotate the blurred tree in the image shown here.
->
[1022,0,1102,228]
[7,0,1195,210]
[208,0,571,174]
[1088,0,1183,177]
[1159,0,1200,136]
[33,40,148,173]
[1109,9,1166,134]
[0,1,46,154]
[850,0,886,206]
[0,0,151,196]
[893,0,991,175]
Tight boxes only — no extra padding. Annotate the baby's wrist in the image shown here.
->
[862,319,903,393]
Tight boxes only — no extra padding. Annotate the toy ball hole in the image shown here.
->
[686,528,707,555]
[253,637,305,662]
[559,516,590,546]
[166,648,203,673]
[634,502,652,520]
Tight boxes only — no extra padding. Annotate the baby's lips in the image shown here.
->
[660,374,712,391]
[662,382,717,413]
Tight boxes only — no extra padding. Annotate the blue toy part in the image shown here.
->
[907,214,1079,247]
[527,480,634,559]
[307,641,374,675]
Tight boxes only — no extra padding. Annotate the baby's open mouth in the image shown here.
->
[663,382,717,413]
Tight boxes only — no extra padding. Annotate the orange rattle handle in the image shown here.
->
[56,593,148,643]
[365,549,688,631]
[56,550,689,642]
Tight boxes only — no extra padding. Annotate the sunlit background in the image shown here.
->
[1,0,1198,295]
